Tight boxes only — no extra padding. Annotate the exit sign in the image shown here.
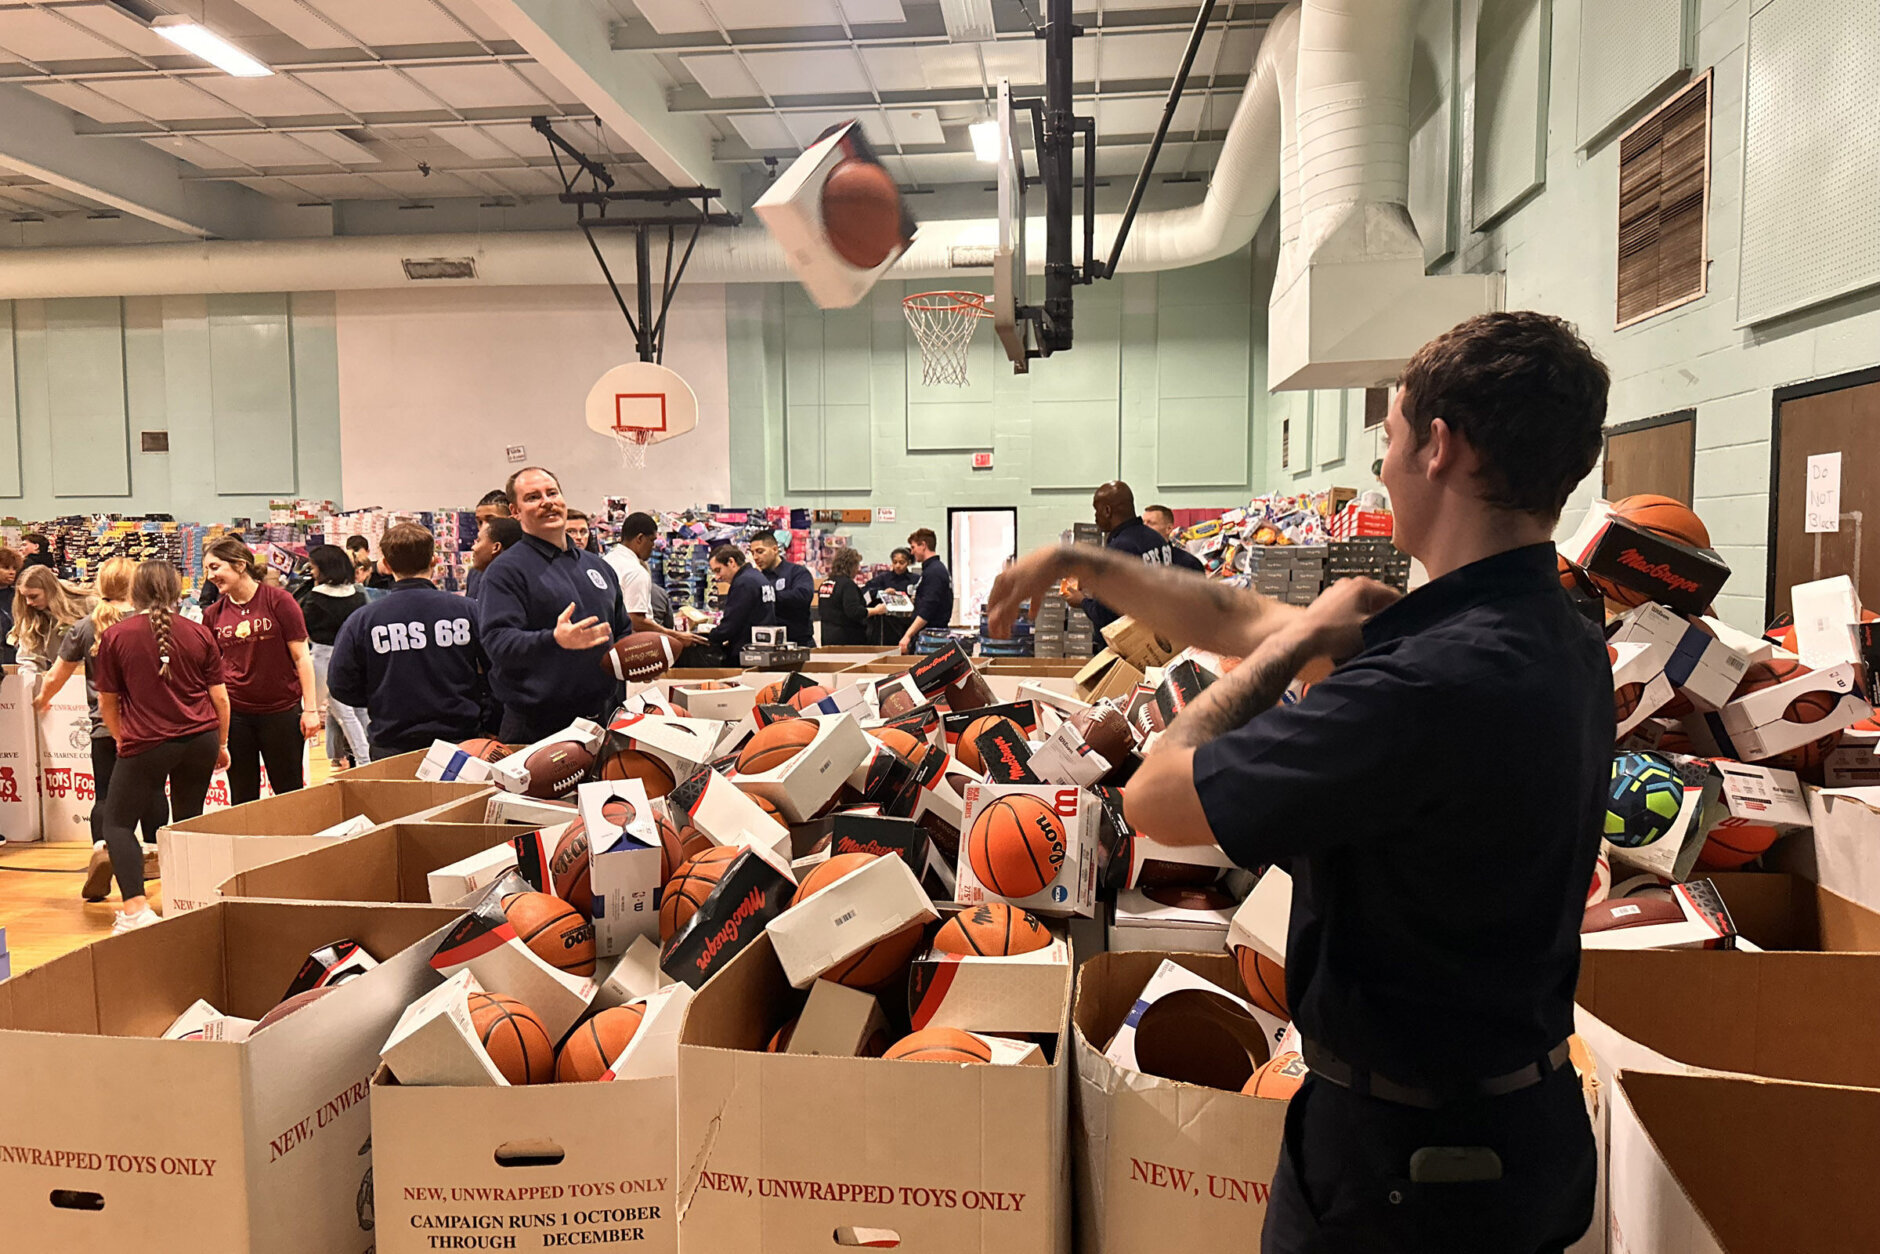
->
[971,452,994,470]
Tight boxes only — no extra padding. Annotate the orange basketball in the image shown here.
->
[956,715,1021,774]
[1783,689,1843,724]
[826,922,926,989]
[1614,682,1645,724]
[689,681,733,691]
[766,1018,797,1053]
[792,852,877,905]
[737,719,819,774]
[754,681,787,706]
[965,794,1065,899]
[459,737,511,762]
[659,844,743,941]
[1233,945,1289,1019]
[550,821,592,913]
[1764,727,1842,784]
[468,992,555,1085]
[1614,494,1711,550]
[883,1027,992,1064]
[820,158,906,270]
[602,748,675,799]
[934,901,1052,956]
[501,890,596,976]
[876,727,933,769]
[555,1003,646,1083]
[788,685,832,711]
[747,791,786,827]
[1242,1051,1308,1100]
[1693,822,1780,872]
[1775,611,1879,655]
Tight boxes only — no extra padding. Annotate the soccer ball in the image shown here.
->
[1606,752,1685,848]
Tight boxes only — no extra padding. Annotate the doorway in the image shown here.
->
[948,506,1018,632]
[1769,368,1880,623]
[1603,410,1696,504]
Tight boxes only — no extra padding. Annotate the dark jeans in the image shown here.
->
[90,736,167,845]
[497,698,614,747]
[103,729,219,901]
[226,708,305,805]
[1263,1068,1596,1254]
[674,643,734,670]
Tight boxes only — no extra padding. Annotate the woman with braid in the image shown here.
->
[90,561,230,932]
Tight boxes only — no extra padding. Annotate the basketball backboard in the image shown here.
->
[992,79,1034,372]
[584,361,697,467]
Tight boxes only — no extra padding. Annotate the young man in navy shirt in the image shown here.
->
[477,466,628,743]
[1069,481,1180,637]
[748,533,815,646]
[1144,503,1206,572]
[899,528,951,654]
[989,312,1611,1254]
[329,523,487,759]
[702,546,778,659]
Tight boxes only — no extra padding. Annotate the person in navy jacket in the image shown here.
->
[704,546,778,657]
[900,527,952,654]
[329,523,489,758]
[1145,503,1207,572]
[749,533,815,646]
[477,466,628,743]
[1071,481,1179,637]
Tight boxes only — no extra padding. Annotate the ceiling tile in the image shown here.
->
[858,46,924,88]
[295,67,439,113]
[781,109,936,151]
[85,76,237,122]
[144,134,244,169]
[293,129,381,164]
[192,72,338,117]
[1096,94,1203,137]
[196,132,326,167]
[430,0,514,43]
[976,41,1046,85]
[513,60,583,105]
[430,125,512,160]
[22,81,142,124]
[681,53,760,99]
[729,114,794,152]
[281,172,381,198]
[233,0,357,50]
[0,8,121,59]
[884,107,944,146]
[633,0,714,36]
[288,0,470,47]
[639,0,904,31]
[404,62,550,109]
[62,3,177,57]
[743,48,870,96]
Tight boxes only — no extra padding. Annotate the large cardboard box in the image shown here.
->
[1704,871,1880,951]
[1072,952,1288,1254]
[218,822,526,906]
[0,900,458,1254]
[1781,786,1880,912]
[325,750,428,782]
[158,780,494,912]
[676,932,1072,1253]
[372,1073,676,1254]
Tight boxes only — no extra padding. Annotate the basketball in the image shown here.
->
[500,890,597,976]
[1733,656,1806,698]
[876,727,932,768]
[1694,822,1780,871]
[791,852,924,987]
[965,794,1065,898]
[555,1003,646,1083]
[550,822,592,913]
[1614,682,1645,723]
[1142,883,1237,911]
[660,844,743,941]
[601,796,638,829]
[520,740,595,799]
[792,852,876,905]
[1614,494,1711,550]
[1765,727,1842,784]
[754,680,787,706]
[820,158,906,270]
[883,1027,992,1064]
[737,719,820,774]
[1233,945,1289,1019]
[1136,858,1223,889]
[767,1018,797,1053]
[469,991,555,1085]
[747,790,786,827]
[459,737,511,762]
[933,901,1052,956]
[1242,1052,1308,1100]
[253,985,339,1032]
[956,715,1021,774]
[1784,689,1843,723]
[656,809,681,883]
[788,684,832,711]
[602,748,676,799]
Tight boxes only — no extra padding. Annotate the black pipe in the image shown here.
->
[1041,0,1077,354]
[1079,118,1097,283]
[634,226,655,362]
[1102,0,1218,279]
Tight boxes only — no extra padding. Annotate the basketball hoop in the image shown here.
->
[585,361,699,470]
[903,291,991,387]
[609,425,656,470]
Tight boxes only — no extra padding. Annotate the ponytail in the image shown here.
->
[88,555,137,656]
[149,603,175,677]
[130,560,185,678]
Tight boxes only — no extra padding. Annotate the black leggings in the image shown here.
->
[227,708,305,805]
[103,729,219,901]
[90,736,167,846]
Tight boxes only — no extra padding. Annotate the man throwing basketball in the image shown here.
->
[989,312,1610,1254]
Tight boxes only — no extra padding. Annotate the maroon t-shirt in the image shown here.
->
[201,583,309,714]
[92,615,226,757]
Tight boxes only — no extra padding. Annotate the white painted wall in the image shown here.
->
[335,285,732,515]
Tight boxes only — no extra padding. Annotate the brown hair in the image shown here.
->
[565,508,588,523]
[1396,311,1609,519]
[504,465,560,503]
[380,523,436,578]
[206,535,258,580]
[709,545,746,568]
[830,548,862,580]
[12,566,93,662]
[131,561,183,677]
[907,528,937,551]
[87,555,138,655]
[0,547,19,573]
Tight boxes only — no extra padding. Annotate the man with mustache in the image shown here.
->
[477,466,629,742]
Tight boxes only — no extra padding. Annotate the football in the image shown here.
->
[1581,896,1685,933]
[603,632,677,683]
[521,740,596,799]
[1605,752,1684,848]
[1070,701,1135,771]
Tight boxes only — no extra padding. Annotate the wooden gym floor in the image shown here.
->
[0,751,334,977]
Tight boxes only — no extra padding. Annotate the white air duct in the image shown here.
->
[1266,0,1499,391]
[0,10,1300,302]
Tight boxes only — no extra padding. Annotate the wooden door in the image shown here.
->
[1771,371,1880,622]
[1604,411,1695,503]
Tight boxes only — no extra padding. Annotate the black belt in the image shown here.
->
[1301,1038,1573,1110]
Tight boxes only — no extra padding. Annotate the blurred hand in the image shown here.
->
[553,603,613,651]
[1290,577,1401,661]
[986,547,1071,637]
[216,745,231,771]
[299,711,323,740]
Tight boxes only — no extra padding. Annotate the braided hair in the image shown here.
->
[131,560,184,677]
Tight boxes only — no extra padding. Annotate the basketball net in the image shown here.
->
[903,291,991,387]
[610,424,655,469]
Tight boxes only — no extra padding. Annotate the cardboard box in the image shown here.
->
[1824,738,1880,788]
[1075,651,1146,705]
[425,843,523,904]
[1581,879,1737,951]
[1710,661,1871,760]
[1609,759,1807,884]
[675,931,1071,1254]
[957,782,1100,918]
[830,811,955,901]
[1611,639,1676,741]
[161,997,257,1043]
[1703,870,1880,951]
[1072,952,1289,1254]
[671,682,758,722]
[658,846,797,989]
[1569,511,1732,616]
[1099,616,1176,670]
[786,979,889,1057]
[480,793,579,828]
[378,969,506,1087]
[218,821,526,907]
[327,748,428,781]
[608,711,725,780]
[766,844,937,987]
[666,761,794,858]
[158,780,494,912]
[1781,786,1880,912]
[1126,828,1236,889]
[1225,865,1289,963]
[430,888,598,1040]
[1788,574,1866,670]
[906,917,1072,1032]
[1103,957,1285,1075]
[1113,886,1236,952]
[1609,603,1750,713]
[487,718,606,797]
[0,900,458,1254]
[730,712,872,824]
[579,781,663,957]
[412,741,509,784]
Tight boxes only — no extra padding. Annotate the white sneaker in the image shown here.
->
[112,906,162,935]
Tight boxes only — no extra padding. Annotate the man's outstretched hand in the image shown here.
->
[986,547,1069,638]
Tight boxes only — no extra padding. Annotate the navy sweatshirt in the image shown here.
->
[911,556,953,628]
[328,580,487,754]
[1083,517,1176,634]
[708,563,778,652]
[478,533,628,727]
[767,560,816,645]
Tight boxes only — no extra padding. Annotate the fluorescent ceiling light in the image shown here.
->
[939,0,997,43]
[969,119,1000,163]
[150,16,272,78]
